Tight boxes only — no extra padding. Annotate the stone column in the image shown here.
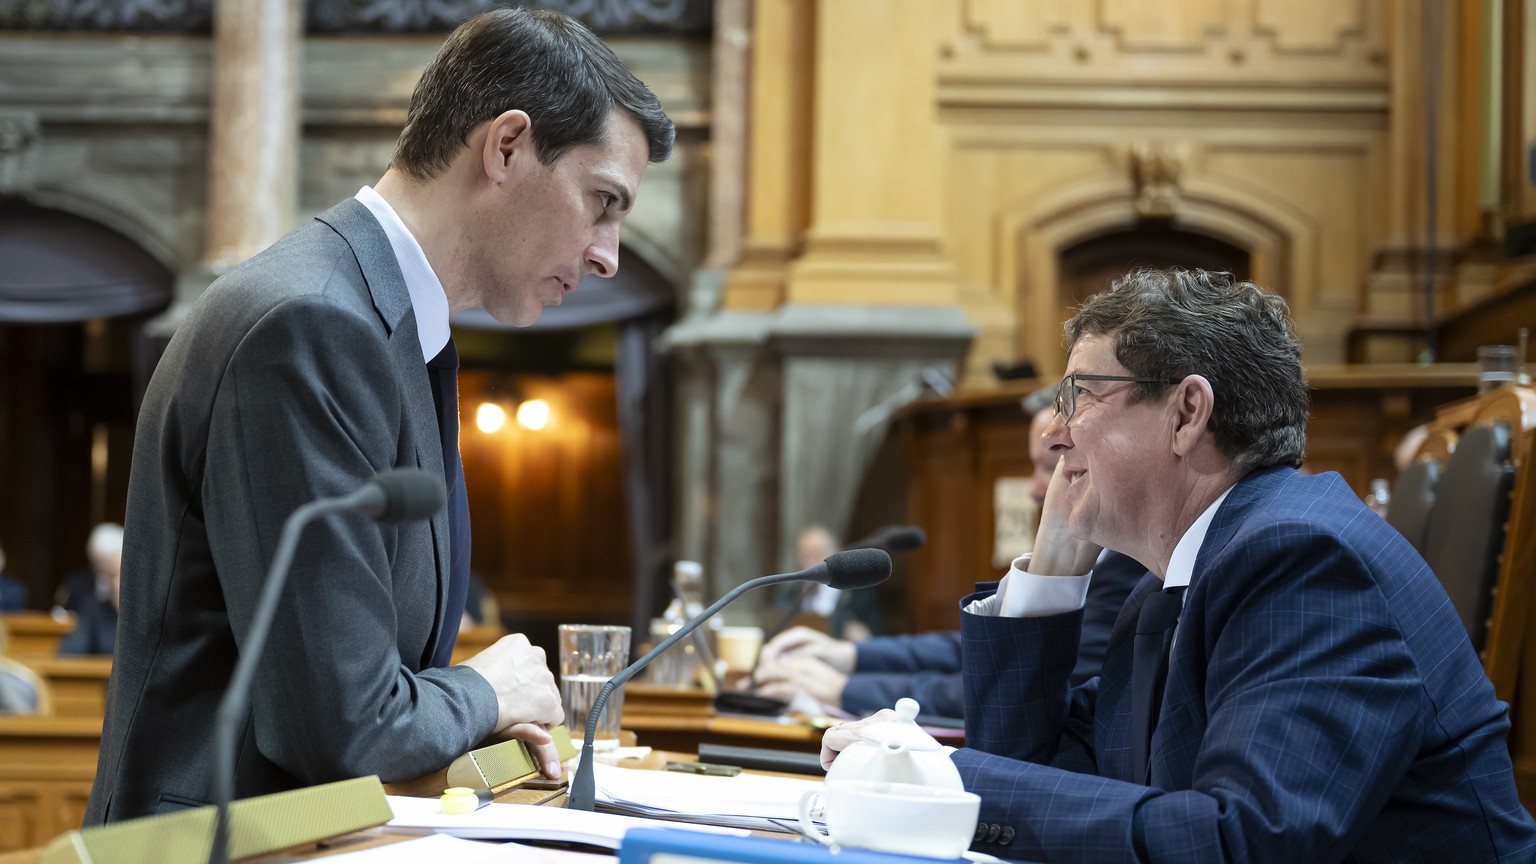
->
[1363,0,1475,337]
[774,307,973,571]
[785,0,957,306]
[161,0,302,329]
[206,0,302,269]
[721,0,816,311]
[665,313,782,618]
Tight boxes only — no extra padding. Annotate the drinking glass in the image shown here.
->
[557,624,631,751]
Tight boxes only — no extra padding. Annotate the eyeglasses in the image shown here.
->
[1053,374,1170,422]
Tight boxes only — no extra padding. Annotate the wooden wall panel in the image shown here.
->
[459,371,633,639]
[0,717,100,853]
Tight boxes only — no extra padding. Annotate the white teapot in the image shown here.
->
[824,698,964,791]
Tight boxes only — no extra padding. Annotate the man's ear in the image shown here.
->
[1170,375,1216,457]
[480,109,533,182]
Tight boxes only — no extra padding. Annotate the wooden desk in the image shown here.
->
[0,716,102,854]
[624,714,826,755]
[624,712,963,757]
[0,614,74,659]
[15,656,112,719]
[0,750,777,863]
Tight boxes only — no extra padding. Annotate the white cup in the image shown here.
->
[798,780,981,859]
[717,625,764,672]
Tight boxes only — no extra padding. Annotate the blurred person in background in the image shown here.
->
[0,540,24,612]
[58,523,122,656]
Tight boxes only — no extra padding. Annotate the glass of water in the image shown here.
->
[557,624,631,751]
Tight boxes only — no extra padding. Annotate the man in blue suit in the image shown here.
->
[822,268,1536,862]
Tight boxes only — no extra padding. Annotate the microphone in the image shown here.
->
[845,524,926,553]
[351,469,452,523]
[209,468,447,864]
[565,547,892,812]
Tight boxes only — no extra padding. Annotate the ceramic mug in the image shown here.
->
[797,780,982,859]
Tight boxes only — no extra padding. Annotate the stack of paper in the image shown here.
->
[385,795,747,850]
[592,761,824,832]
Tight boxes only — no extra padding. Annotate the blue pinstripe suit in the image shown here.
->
[843,552,1145,717]
[954,466,1536,863]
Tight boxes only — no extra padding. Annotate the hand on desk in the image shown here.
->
[458,632,564,778]
[758,626,857,673]
[752,655,848,709]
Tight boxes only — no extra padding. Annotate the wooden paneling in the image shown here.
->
[14,657,111,719]
[458,371,633,636]
[0,615,71,659]
[1305,364,1480,494]
[900,385,1037,634]
[0,717,100,854]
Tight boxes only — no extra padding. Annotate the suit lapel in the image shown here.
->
[314,199,453,669]
[1134,467,1293,788]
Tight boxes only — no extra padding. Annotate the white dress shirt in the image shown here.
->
[970,485,1235,618]
[354,186,451,363]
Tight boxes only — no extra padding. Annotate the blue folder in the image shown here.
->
[620,828,973,864]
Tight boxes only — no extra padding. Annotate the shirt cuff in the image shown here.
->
[965,553,1092,618]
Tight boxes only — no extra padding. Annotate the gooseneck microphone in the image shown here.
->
[565,547,893,812]
[209,469,447,864]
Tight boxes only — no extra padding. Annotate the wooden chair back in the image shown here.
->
[1428,385,1536,810]
[1385,457,1440,553]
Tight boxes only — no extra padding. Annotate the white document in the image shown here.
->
[316,834,611,863]
[385,795,747,849]
[592,761,823,830]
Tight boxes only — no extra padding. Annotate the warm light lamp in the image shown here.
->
[516,399,551,430]
[475,403,506,434]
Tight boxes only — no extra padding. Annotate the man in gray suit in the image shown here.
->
[87,8,674,823]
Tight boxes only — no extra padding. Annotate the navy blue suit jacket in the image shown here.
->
[954,467,1535,863]
[843,552,1144,717]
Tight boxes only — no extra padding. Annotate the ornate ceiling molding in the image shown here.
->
[0,0,709,35]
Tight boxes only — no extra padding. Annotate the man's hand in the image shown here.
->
[753,655,850,707]
[1027,457,1102,577]
[459,632,563,771]
[819,707,945,771]
[485,722,563,780]
[758,626,857,673]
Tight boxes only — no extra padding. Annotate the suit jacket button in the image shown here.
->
[998,827,1014,846]
[985,824,1001,843]
[973,824,987,842]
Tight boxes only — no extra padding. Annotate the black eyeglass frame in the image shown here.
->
[1053,373,1173,422]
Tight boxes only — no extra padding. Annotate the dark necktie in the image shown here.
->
[426,337,471,669]
[1130,585,1186,784]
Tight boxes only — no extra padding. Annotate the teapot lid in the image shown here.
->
[859,698,945,751]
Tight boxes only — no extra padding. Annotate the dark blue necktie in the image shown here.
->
[1130,585,1185,784]
[427,337,470,669]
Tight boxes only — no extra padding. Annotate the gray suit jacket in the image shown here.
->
[86,200,498,824]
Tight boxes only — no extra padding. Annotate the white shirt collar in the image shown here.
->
[353,186,450,363]
[1163,485,1236,590]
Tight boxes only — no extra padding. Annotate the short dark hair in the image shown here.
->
[393,8,675,180]
[1065,268,1309,474]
